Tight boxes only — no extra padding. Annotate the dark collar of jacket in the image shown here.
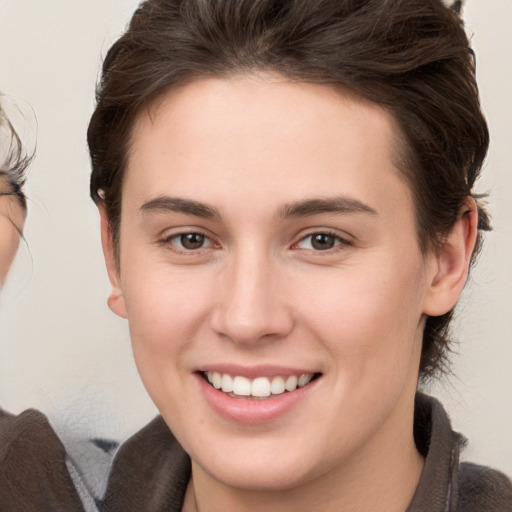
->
[409,393,512,512]
[102,393,512,512]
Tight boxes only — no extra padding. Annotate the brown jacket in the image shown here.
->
[0,408,84,511]
[1,394,511,511]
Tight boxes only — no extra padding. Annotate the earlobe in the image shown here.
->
[422,198,479,317]
[99,206,127,319]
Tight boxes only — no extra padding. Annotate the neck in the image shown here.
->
[183,392,424,512]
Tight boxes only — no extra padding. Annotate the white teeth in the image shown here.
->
[298,374,313,387]
[285,375,298,391]
[212,371,222,389]
[221,373,234,393]
[270,376,285,395]
[252,377,271,397]
[205,371,316,397]
[233,376,252,396]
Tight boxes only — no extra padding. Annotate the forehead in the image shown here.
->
[133,76,402,152]
[124,76,412,222]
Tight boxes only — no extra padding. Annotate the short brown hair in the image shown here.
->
[88,0,490,379]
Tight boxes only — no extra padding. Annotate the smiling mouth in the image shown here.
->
[202,371,321,399]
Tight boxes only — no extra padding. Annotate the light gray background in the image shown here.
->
[0,1,511,475]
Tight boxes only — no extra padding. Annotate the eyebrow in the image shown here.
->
[140,196,222,220]
[140,195,377,222]
[278,196,378,219]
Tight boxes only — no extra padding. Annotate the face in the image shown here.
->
[103,77,460,492]
[0,177,25,286]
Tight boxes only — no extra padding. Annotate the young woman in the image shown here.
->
[86,0,511,511]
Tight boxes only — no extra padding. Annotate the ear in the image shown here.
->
[99,205,127,319]
[422,198,478,316]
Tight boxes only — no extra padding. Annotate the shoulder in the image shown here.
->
[0,407,85,511]
[456,461,512,512]
[0,407,58,457]
[0,405,49,427]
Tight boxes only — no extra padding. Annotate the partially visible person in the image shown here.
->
[0,101,101,512]
[0,102,27,286]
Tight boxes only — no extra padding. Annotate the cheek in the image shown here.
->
[123,253,214,332]
[0,217,21,284]
[120,262,216,390]
[288,259,427,451]
[296,256,426,379]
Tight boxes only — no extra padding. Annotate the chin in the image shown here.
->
[184,426,336,493]
[198,455,322,493]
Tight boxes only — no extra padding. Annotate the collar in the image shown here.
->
[102,393,461,512]
[407,393,464,512]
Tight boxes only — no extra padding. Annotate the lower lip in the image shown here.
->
[196,374,318,424]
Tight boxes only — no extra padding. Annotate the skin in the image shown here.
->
[101,76,477,512]
[0,177,25,286]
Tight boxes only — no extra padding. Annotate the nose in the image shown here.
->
[210,249,294,345]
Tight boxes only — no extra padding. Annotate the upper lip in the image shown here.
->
[197,364,320,379]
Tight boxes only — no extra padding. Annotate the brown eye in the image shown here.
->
[296,232,344,251]
[179,233,206,250]
[311,233,337,250]
[160,231,215,254]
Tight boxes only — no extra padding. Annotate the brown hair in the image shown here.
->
[88,0,490,379]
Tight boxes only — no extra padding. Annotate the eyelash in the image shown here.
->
[158,230,351,255]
